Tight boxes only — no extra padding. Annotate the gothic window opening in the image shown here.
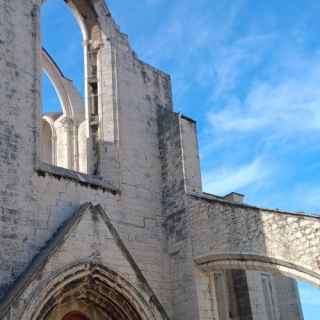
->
[40,1,86,172]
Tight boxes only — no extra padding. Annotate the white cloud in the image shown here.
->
[208,52,320,138]
[202,51,320,207]
[203,157,272,196]
[135,0,251,101]
[127,0,320,213]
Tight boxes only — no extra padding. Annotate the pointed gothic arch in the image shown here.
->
[41,48,83,121]
[39,0,109,127]
[22,263,161,320]
[38,0,119,175]
[41,48,84,170]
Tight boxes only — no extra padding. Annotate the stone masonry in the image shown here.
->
[0,0,319,319]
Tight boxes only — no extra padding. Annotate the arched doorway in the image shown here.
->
[63,312,89,320]
[22,264,165,320]
[40,0,104,175]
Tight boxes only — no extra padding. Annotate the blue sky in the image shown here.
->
[41,1,320,318]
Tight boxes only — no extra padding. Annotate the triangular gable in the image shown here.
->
[0,203,169,319]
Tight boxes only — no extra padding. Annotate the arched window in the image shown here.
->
[38,0,114,177]
[40,1,86,172]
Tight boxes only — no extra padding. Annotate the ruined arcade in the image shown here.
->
[0,0,320,319]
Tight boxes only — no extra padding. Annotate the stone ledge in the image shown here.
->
[35,162,120,195]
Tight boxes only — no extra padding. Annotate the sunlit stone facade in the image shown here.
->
[0,1,319,319]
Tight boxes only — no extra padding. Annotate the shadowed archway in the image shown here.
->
[63,312,90,320]
[22,263,160,320]
[39,0,118,174]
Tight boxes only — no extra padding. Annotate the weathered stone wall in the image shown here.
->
[163,190,319,319]
[158,111,204,319]
[0,0,40,295]
[1,205,167,320]
[190,195,320,286]
[0,0,173,316]
[158,111,185,216]
[0,1,320,320]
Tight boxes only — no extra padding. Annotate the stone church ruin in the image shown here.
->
[0,0,319,319]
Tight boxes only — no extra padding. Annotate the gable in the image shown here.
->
[0,203,169,320]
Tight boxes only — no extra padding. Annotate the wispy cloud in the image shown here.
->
[135,0,251,102]
[126,0,320,206]
[202,45,320,204]
[208,52,320,137]
[203,156,272,196]
[42,0,320,216]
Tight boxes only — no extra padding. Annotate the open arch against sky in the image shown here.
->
[41,0,84,115]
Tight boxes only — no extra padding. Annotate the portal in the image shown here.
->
[63,312,89,320]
